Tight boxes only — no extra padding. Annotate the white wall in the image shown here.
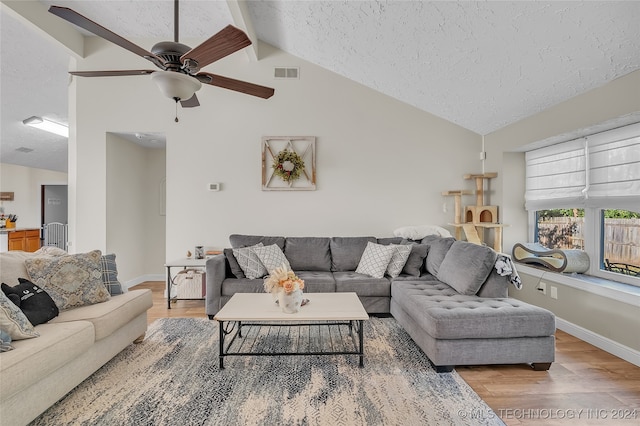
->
[485,69,640,252]
[70,39,482,266]
[0,163,67,228]
[106,134,165,284]
[485,70,640,363]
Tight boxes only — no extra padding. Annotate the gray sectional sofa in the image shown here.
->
[206,234,555,372]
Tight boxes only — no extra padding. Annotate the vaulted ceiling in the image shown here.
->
[2,1,640,172]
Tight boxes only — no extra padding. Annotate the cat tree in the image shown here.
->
[442,172,507,253]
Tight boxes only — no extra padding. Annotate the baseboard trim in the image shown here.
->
[123,274,164,291]
[556,317,640,367]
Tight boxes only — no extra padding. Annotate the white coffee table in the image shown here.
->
[213,292,369,368]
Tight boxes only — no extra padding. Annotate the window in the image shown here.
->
[526,123,640,287]
[601,210,640,278]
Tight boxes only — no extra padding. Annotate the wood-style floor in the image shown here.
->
[132,281,640,426]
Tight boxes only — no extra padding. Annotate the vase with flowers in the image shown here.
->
[263,264,305,313]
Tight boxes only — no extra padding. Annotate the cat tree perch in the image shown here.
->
[442,172,508,253]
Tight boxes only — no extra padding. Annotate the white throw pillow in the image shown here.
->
[385,244,412,278]
[356,242,395,279]
[393,225,452,240]
[253,244,291,274]
[232,243,267,279]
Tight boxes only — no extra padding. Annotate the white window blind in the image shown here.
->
[525,122,640,211]
[586,123,640,210]
[525,138,586,210]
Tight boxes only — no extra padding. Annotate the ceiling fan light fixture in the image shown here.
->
[151,71,202,101]
[22,116,69,137]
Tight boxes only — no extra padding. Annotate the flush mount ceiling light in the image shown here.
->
[22,116,69,137]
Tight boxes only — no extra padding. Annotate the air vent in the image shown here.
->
[274,67,299,79]
[16,147,34,153]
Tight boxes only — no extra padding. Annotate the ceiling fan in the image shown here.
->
[48,0,274,113]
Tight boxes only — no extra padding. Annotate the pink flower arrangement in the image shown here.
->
[263,264,305,295]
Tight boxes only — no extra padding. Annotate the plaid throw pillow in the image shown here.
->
[100,253,124,295]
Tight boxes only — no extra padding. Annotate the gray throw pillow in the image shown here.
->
[284,237,331,271]
[424,237,456,277]
[438,241,498,296]
[330,237,376,271]
[229,234,285,249]
[224,249,245,278]
[400,242,429,277]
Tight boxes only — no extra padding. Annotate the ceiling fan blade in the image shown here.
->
[181,25,251,70]
[70,70,155,77]
[49,6,164,67]
[180,94,200,108]
[198,72,274,99]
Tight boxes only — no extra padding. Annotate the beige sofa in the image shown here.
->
[0,251,153,425]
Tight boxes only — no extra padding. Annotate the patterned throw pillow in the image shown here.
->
[25,250,110,311]
[253,244,291,274]
[100,253,124,295]
[355,242,396,279]
[0,329,14,352]
[0,290,39,340]
[385,244,412,278]
[232,243,267,279]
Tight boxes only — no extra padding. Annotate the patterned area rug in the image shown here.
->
[32,317,504,425]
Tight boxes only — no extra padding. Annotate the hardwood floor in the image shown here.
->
[132,281,640,425]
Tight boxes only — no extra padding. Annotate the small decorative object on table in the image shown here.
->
[195,246,204,259]
[263,264,306,314]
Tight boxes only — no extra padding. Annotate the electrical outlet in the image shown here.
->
[537,282,547,295]
[550,286,558,299]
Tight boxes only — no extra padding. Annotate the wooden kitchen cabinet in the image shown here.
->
[8,229,41,252]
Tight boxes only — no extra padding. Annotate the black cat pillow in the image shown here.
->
[1,279,59,325]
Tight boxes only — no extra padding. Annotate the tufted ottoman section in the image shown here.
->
[392,281,556,340]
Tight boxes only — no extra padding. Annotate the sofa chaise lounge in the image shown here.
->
[206,234,556,372]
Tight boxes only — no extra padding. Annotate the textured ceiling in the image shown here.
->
[2,1,640,172]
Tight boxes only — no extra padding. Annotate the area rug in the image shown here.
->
[31,317,504,425]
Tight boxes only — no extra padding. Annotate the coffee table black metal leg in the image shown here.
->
[358,320,364,367]
[218,320,225,369]
[166,266,172,309]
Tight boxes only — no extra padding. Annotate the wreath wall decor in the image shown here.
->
[262,137,316,191]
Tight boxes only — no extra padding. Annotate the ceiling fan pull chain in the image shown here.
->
[174,99,179,122]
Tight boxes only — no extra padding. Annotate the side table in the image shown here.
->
[164,257,210,309]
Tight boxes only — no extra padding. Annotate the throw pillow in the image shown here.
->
[424,236,456,277]
[253,244,291,274]
[24,250,110,311]
[355,242,395,279]
[232,243,267,279]
[0,290,39,340]
[1,279,59,325]
[100,253,124,295]
[330,237,377,271]
[224,249,246,278]
[34,246,67,256]
[0,329,14,352]
[400,242,429,277]
[385,244,412,278]
[437,241,498,296]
